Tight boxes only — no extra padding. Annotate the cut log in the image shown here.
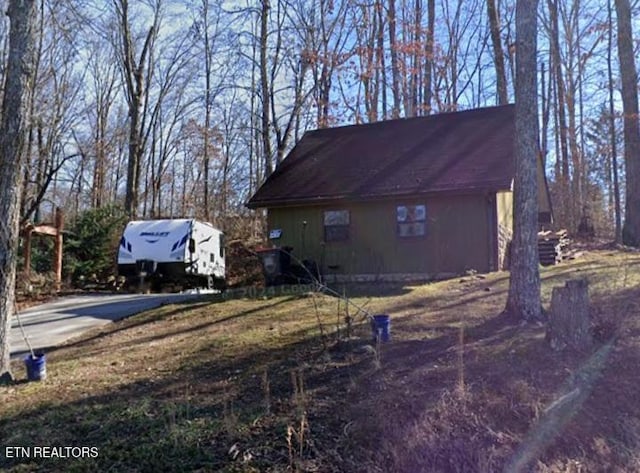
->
[547,279,592,351]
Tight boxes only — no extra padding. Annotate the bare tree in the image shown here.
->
[214,90,250,222]
[0,0,39,383]
[259,0,273,176]
[351,0,383,122]
[540,0,606,232]
[422,0,434,114]
[287,0,351,127]
[615,0,640,246]
[376,0,388,117]
[197,0,227,221]
[607,0,621,242]
[257,0,314,177]
[505,0,541,321]
[387,0,401,117]
[139,26,197,218]
[433,0,486,111]
[145,97,188,218]
[112,0,160,219]
[85,38,120,209]
[547,0,569,195]
[487,0,508,104]
[21,0,86,224]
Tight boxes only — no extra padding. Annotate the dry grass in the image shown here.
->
[1,249,640,472]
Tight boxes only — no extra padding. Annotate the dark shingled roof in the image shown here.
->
[247,104,515,208]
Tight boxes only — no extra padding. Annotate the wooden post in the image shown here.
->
[53,207,64,291]
[547,278,592,351]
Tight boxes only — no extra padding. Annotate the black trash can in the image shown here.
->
[257,248,292,285]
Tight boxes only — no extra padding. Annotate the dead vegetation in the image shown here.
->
[1,250,640,472]
[225,239,265,288]
[15,270,60,310]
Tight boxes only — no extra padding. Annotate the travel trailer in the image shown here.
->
[117,219,225,291]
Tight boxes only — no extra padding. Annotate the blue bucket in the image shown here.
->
[371,314,391,343]
[24,353,46,381]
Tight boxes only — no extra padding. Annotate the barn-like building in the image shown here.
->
[247,105,552,282]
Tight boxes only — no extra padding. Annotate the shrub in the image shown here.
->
[64,206,128,286]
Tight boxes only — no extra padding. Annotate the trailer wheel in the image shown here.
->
[206,275,214,290]
[213,277,227,291]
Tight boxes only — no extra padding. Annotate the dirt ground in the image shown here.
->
[2,249,640,472]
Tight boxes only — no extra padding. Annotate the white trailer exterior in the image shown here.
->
[117,219,225,290]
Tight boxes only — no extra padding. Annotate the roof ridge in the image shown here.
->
[306,103,515,135]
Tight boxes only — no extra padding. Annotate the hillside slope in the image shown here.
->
[1,249,640,472]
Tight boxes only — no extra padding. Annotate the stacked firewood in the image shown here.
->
[538,229,570,266]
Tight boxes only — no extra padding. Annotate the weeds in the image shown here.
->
[164,383,192,447]
[223,393,239,436]
[343,286,354,338]
[457,309,466,396]
[272,247,375,348]
[261,368,271,415]
[287,369,309,472]
[310,291,328,352]
[372,332,382,370]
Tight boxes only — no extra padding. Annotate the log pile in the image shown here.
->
[538,229,570,266]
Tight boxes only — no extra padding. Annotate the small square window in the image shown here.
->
[397,205,426,237]
[324,210,350,242]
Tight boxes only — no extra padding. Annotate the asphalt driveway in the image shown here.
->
[10,292,205,357]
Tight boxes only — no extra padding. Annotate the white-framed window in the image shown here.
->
[324,210,350,242]
[397,204,426,237]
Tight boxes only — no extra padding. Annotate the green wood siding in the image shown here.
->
[267,194,493,277]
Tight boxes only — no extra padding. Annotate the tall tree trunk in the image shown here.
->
[422,0,434,114]
[115,0,156,219]
[409,0,421,116]
[0,0,38,383]
[362,2,379,122]
[20,0,41,220]
[376,0,388,118]
[487,0,508,105]
[260,0,273,178]
[93,114,106,208]
[567,76,580,225]
[87,43,117,210]
[249,12,259,196]
[566,0,581,227]
[203,0,212,221]
[548,0,569,218]
[540,62,551,166]
[387,0,401,117]
[576,5,588,218]
[608,0,622,243]
[505,0,541,321]
[615,0,640,246]
[124,81,144,219]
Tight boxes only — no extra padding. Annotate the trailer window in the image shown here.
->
[397,205,426,237]
[219,234,225,258]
